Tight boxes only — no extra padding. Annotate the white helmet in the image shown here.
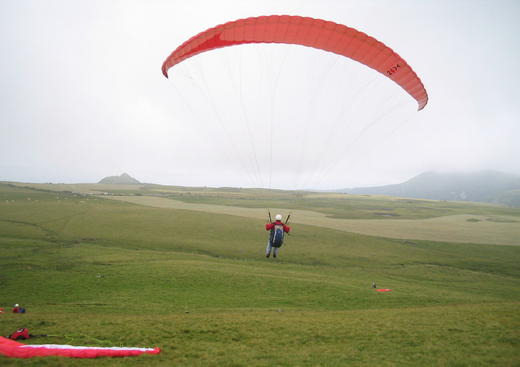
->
[14,304,19,307]
[275,214,282,221]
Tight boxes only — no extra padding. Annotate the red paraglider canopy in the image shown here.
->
[162,15,428,110]
[0,336,160,359]
[376,289,393,292]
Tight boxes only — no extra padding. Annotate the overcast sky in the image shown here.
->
[1,0,519,189]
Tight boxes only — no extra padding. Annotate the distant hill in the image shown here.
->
[98,173,140,184]
[340,171,520,207]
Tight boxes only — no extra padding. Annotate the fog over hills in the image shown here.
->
[340,171,520,207]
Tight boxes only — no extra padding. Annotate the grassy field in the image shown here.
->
[9,182,520,245]
[1,183,519,366]
[105,195,520,246]
[12,181,520,219]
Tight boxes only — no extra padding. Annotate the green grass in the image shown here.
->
[103,195,520,245]
[1,303,518,367]
[1,183,519,366]
[10,181,520,220]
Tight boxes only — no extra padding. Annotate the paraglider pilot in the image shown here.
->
[12,304,25,313]
[265,214,291,258]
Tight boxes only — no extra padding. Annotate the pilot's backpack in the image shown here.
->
[9,328,30,340]
[270,224,285,247]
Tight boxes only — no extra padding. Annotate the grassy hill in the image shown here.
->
[98,173,141,184]
[343,171,520,207]
[0,182,519,366]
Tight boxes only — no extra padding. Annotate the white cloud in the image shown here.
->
[1,0,519,188]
